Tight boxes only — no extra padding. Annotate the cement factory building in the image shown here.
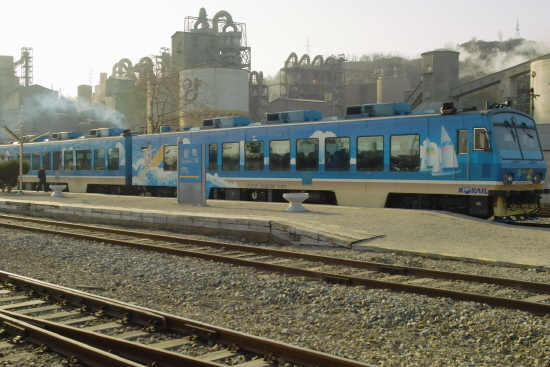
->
[1,8,550,142]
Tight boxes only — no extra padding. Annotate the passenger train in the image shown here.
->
[1,102,547,220]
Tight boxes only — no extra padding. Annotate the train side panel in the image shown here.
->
[16,136,131,193]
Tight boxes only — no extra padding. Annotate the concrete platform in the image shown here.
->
[0,191,549,271]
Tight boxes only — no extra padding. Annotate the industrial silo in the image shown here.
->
[173,8,251,127]
[531,56,550,125]
[530,56,550,198]
[376,68,410,103]
[180,67,249,127]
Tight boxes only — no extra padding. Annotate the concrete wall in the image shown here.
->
[171,31,220,70]
[532,57,550,125]
[180,68,249,127]
[377,77,410,103]
[0,199,361,248]
[344,81,377,107]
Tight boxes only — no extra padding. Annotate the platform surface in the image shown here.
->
[1,191,549,270]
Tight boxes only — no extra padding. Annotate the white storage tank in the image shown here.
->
[531,56,550,125]
[180,68,249,127]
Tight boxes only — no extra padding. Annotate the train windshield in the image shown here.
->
[493,123,543,160]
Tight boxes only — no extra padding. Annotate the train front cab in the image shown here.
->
[485,109,548,220]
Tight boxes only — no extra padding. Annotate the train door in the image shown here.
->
[289,123,316,194]
[243,127,267,201]
[220,127,246,200]
[424,115,467,212]
[357,119,388,207]
[390,116,426,200]
[264,125,290,202]
[452,117,468,182]
[203,129,223,200]
[426,114,466,181]
[323,120,355,205]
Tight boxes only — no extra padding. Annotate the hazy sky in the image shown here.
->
[1,0,549,98]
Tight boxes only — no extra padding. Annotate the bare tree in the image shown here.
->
[132,55,212,133]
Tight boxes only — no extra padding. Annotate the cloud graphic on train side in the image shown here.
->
[206,173,239,188]
[132,157,145,171]
[311,130,336,139]
[116,142,126,165]
[312,130,337,163]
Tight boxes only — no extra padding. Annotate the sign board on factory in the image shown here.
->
[177,142,206,206]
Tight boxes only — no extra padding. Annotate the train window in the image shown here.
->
[164,145,177,171]
[325,137,350,171]
[269,140,290,171]
[457,130,468,154]
[357,136,384,171]
[516,127,543,160]
[53,151,62,170]
[245,141,264,171]
[76,150,92,170]
[390,135,420,172]
[209,143,218,171]
[32,152,40,170]
[94,149,105,170]
[107,148,119,170]
[22,153,30,166]
[296,138,319,171]
[64,150,74,170]
[222,142,240,171]
[42,152,51,170]
[474,128,490,151]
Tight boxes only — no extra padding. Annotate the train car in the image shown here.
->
[1,128,133,194]
[130,126,180,197]
[130,102,547,220]
[3,101,546,220]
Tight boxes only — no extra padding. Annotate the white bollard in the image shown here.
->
[283,193,309,212]
[49,185,67,197]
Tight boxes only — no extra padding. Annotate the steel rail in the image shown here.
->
[0,272,166,329]
[2,216,550,316]
[508,221,550,229]
[2,309,376,367]
[0,309,229,367]
[0,272,377,367]
[0,312,143,367]
[0,214,549,292]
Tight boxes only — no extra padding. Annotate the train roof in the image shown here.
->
[4,102,538,144]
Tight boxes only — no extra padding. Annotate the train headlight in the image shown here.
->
[533,173,542,184]
[503,173,514,184]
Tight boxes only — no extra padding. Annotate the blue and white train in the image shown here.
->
[1,102,547,220]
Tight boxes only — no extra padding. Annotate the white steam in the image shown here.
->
[76,98,127,128]
[458,40,550,79]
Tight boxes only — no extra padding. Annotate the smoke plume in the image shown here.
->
[458,39,550,79]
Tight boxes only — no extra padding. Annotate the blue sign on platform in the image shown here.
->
[177,143,206,205]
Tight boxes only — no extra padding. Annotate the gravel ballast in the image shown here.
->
[1,227,550,367]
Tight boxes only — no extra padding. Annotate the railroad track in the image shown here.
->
[536,206,550,218]
[1,214,550,317]
[509,221,550,229]
[506,206,550,228]
[0,271,375,367]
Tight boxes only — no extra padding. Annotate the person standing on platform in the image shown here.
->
[37,165,48,192]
